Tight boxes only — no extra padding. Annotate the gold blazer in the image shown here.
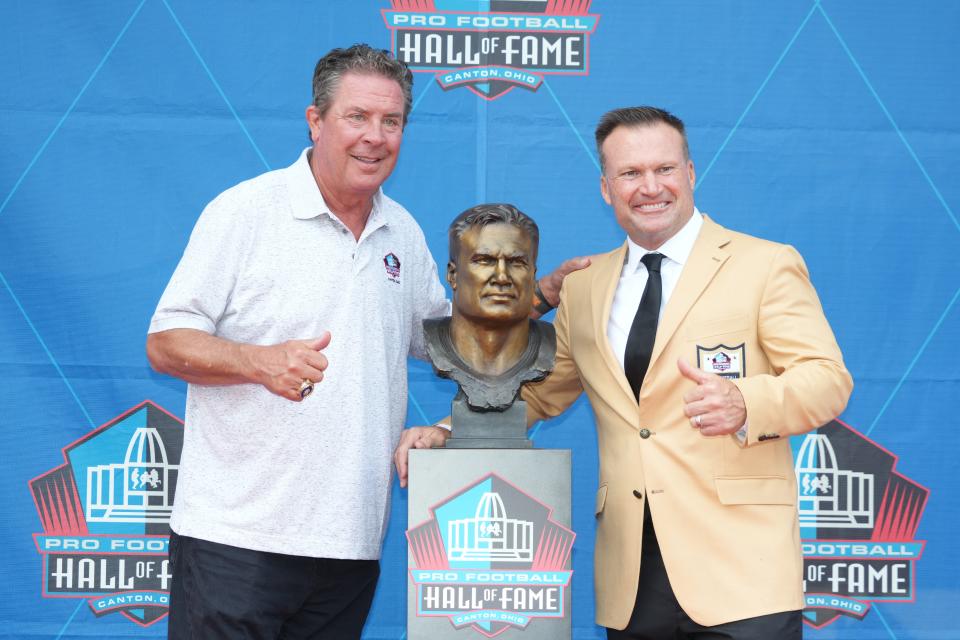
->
[524,216,853,628]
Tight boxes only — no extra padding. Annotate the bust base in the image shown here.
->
[445,398,532,449]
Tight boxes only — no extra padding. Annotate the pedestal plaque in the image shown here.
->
[407,449,573,639]
[406,205,573,638]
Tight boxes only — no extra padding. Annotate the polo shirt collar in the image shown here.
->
[287,148,387,231]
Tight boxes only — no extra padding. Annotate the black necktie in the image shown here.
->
[624,252,664,401]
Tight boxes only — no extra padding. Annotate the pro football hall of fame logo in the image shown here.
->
[383,0,599,100]
[407,473,575,637]
[795,419,928,629]
[29,401,183,627]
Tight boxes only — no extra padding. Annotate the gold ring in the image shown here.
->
[298,379,315,399]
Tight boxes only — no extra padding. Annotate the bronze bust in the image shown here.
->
[424,203,556,447]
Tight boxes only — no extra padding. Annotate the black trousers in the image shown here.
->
[607,506,801,640]
[168,532,380,640]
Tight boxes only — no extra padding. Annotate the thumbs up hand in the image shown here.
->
[677,357,747,437]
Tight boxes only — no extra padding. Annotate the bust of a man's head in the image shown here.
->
[447,203,539,328]
[422,203,554,420]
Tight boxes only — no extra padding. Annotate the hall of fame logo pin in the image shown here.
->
[383,252,402,284]
[696,343,745,380]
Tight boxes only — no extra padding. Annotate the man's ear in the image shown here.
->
[305,105,322,142]
[446,261,457,290]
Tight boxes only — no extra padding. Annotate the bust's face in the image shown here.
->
[448,223,535,326]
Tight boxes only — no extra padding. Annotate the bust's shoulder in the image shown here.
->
[422,317,452,365]
[531,318,556,341]
[422,316,449,333]
[529,319,557,371]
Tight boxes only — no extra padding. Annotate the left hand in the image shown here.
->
[537,256,593,309]
[678,358,747,436]
[394,426,450,488]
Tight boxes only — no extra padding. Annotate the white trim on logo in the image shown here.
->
[795,434,874,528]
[85,427,178,524]
[447,492,534,562]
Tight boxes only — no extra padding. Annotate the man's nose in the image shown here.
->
[638,172,659,195]
[492,259,511,283]
[362,121,386,145]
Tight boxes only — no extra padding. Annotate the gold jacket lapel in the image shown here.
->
[650,216,732,368]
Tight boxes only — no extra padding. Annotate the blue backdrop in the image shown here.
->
[1,1,957,639]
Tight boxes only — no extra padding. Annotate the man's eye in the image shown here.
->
[384,118,401,130]
[347,113,365,123]
[657,166,675,174]
[621,170,639,179]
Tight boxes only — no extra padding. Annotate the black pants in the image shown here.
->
[168,532,379,640]
[607,506,801,640]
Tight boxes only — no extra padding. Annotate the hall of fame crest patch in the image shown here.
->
[696,343,745,379]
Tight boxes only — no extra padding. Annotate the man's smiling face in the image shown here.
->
[600,122,696,250]
[307,72,405,200]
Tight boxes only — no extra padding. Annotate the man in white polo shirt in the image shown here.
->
[147,44,583,640]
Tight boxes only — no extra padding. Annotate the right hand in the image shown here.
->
[247,331,332,401]
[394,426,450,488]
[537,255,593,307]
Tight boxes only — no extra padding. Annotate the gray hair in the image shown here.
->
[595,106,689,172]
[312,43,414,125]
[449,203,540,263]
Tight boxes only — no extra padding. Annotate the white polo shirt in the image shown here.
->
[149,149,449,559]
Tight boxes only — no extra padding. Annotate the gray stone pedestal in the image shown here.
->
[406,449,573,640]
[444,399,532,448]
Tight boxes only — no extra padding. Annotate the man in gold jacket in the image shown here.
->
[396,106,852,639]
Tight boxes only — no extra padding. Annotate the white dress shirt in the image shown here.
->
[606,209,746,439]
[607,210,704,368]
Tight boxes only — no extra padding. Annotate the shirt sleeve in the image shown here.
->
[148,192,253,335]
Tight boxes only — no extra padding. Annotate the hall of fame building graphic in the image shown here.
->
[29,401,183,627]
[383,0,599,100]
[407,473,574,637]
[794,419,928,629]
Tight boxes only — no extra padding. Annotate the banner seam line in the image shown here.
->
[865,282,960,437]
[0,270,96,430]
[542,78,599,173]
[0,0,148,222]
[161,0,271,171]
[53,600,86,640]
[817,3,958,235]
[696,0,819,190]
